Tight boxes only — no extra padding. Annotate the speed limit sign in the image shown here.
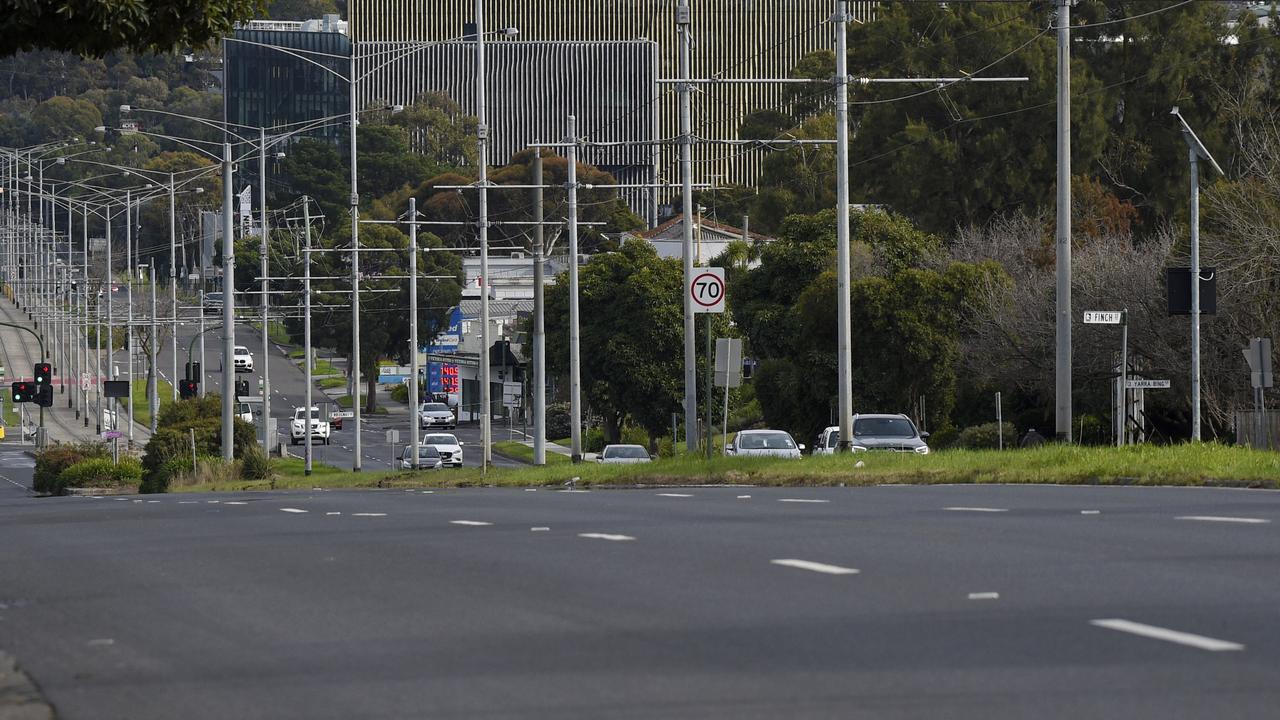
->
[690,267,725,314]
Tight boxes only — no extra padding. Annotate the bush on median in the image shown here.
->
[34,443,110,495]
[55,457,143,494]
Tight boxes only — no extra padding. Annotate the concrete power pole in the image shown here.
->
[678,0,697,452]
[259,127,272,453]
[476,0,493,470]
[532,152,546,466]
[566,116,582,463]
[408,196,420,467]
[221,141,236,462]
[348,46,363,471]
[833,0,854,451]
[303,199,313,475]
[1055,0,1073,441]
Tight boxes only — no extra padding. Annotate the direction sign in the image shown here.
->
[1126,379,1171,389]
[101,430,123,440]
[1084,311,1123,324]
[690,267,725,314]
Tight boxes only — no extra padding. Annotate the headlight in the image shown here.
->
[914,446,930,455]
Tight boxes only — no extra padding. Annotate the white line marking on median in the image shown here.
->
[737,494,752,499]
[353,513,387,517]
[325,512,341,516]
[279,508,308,514]
[450,520,492,526]
[945,507,1009,513]
[1090,619,1244,652]
[657,493,693,498]
[968,592,1000,600]
[778,498,829,504]
[579,533,635,542]
[1176,516,1270,525]
[771,559,860,575]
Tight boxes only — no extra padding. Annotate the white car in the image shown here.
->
[418,402,455,430]
[420,433,464,468]
[598,444,652,464]
[290,406,331,445]
[725,429,804,459]
[401,444,443,470]
[233,345,254,373]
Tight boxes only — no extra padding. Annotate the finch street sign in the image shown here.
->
[1084,311,1123,324]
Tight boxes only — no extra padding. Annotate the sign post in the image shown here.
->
[1085,310,1128,445]
[714,338,743,453]
[692,268,724,457]
[1244,338,1273,449]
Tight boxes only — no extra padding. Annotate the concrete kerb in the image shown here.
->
[0,651,55,720]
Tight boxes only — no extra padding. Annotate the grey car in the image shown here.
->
[849,414,930,454]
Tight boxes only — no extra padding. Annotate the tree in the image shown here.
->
[28,96,102,143]
[1,1,264,58]
[543,239,685,446]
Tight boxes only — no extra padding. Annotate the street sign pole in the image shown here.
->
[1120,309,1128,447]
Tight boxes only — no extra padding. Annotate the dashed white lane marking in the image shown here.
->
[450,520,492,526]
[178,501,197,504]
[223,501,247,505]
[86,638,115,647]
[1175,515,1270,525]
[145,500,160,504]
[524,489,537,492]
[968,592,1000,600]
[421,491,434,494]
[326,512,341,516]
[353,512,387,517]
[770,559,860,575]
[778,498,829,504]
[1081,510,1101,515]
[561,489,591,493]
[279,508,308,514]
[1090,619,1244,652]
[945,507,1009,513]
[737,495,752,499]
[531,527,550,532]
[657,493,693,498]
[206,500,220,504]
[579,533,635,542]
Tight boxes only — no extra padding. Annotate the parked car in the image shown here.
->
[598,444,653,464]
[418,401,455,430]
[290,406,331,445]
[816,414,930,455]
[233,345,254,373]
[725,429,804,459]
[203,291,223,309]
[400,444,443,470]
[420,433,464,468]
[235,402,255,424]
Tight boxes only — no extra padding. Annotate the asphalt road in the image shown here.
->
[1,479,1278,719]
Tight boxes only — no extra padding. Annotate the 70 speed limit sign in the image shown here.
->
[690,267,725,314]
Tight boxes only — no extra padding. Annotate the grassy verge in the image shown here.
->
[493,440,572,465]
[287,349,306,360]
[318,377,345,390]
[312,360,341,376]
[173,443,1280,493]
[0,389,21,428]
[130,379,175,431]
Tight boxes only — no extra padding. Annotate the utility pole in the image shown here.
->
[408,196,420,468]
[126,190,135,445]
[348,42,364,471]
[532,152,546,466]
[834,0,854,451]
[259,127,272,453]
[169,172,178,402]
[476,0,493,471]
[149,258,158,436]
[1055,0,1073,442]
[566,116,583,463]
[221,141,236,462]
[678,0,697,452]
[302,198,313,476]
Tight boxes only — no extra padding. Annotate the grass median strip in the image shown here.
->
[167,443,1280,493]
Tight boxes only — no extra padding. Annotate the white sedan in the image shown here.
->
[598,444,653,464]
[724,429,804,459]
[421,433,464,468]
[418,402,455,430]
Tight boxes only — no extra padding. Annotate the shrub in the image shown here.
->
[34,443,109,495]
[583,427,605,453]
[56,457,143,494]
[240,443,271,480]
[389,383,409,404]
[927,426,960,450]
[141,393,255,491]
[957,422,1019,450]
[141,456,194,494]
[547,402,572,440]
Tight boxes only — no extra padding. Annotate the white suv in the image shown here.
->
[290,406,331,445]
[233,346,254,373]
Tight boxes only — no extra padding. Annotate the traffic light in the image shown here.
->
[185,361,201,381]
[34,363,51,388]
[10,381,35,403]
[179,380,198,399]
[35,384,53,408]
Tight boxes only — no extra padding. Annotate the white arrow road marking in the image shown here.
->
[450,520,492,526]
[771,559,859,575]
[579,533,635,542]
[279,508,308,514]
[1175,516,1270,524]
[1090,619,1244,652]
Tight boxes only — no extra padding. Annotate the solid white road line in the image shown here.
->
[279,508,308,514]
[1175,515,1270,524]
[223,501,247,505]
[353,512,387,517]
[578,533,635,542]
[944,507,1009,513]
[450,520,492,526]
[778,498,829,504]
[968,592,1000,600]
[771,559,860,575]
[656,493,693,498]
[1090,619,1245,652]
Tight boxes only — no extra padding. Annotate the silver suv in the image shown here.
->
[816,415,930,455]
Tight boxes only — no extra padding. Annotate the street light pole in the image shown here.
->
[149,258,158,435]
[348,43,364,471]
[259,126,272,453]
[678,0,697,452]
[1055,0,1073,442]
[566,116,582,463]
[834,0,854,451]
[303,198,313,475]
[476,0,492,471]
[126,189,135,445]
[532,152,546,466]
[221,141,236,462]
[169,172,178,402]
[408,196,420,468]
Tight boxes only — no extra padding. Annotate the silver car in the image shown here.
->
[848,414,930,454]
[418,402,456,430]
[400,444,443,470]
[597,444,652,464]
[725,430,804,459]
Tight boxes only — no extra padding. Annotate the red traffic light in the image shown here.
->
[34,363,51,386]
[10,381,36,403]
[179,380,198,399]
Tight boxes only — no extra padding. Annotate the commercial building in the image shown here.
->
[348,0,876,199]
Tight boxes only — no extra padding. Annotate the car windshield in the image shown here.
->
[422,403,449,412]
[853,417,917,438]
[604,445,648,459]
[424,435,457,445]
[738,432,796,450]
[295,409,320,420]
[235,347,249,354]
[403,446,441,459]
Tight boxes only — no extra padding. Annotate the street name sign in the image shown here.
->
[690,267,725,314]
[1084,311,1123,324]
[1126,379,1171,389]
